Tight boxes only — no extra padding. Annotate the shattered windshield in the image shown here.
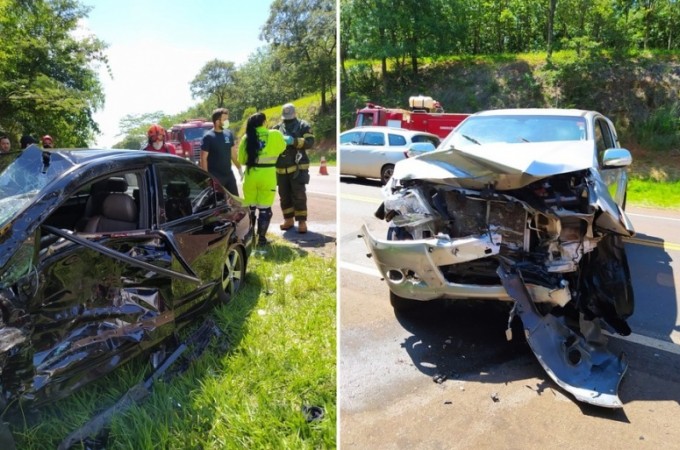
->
[0,146,70,229]
[441,115,588,150]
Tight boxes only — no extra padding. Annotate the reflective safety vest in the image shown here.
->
[238,126,287,168]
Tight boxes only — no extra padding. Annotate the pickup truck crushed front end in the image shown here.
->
[362,142,635,408]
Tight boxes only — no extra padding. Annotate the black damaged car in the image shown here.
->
[0,146,253,405]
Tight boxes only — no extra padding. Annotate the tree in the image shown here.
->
[261,0,336,113]
[233,48,299,115]
[0,0,108,146]
[113,111,171,149]
[547,0,558,59]
[189,60,237,108]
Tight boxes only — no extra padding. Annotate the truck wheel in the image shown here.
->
[380,164,395,185]
[390,291,421,312]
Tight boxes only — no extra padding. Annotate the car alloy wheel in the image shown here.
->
[220,245,245,303]
[380,164,395,185]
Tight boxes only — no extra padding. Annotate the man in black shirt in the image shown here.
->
[200,107,242,196]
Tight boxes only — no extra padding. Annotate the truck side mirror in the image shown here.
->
[602,148,632,168]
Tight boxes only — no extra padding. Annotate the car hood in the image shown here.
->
[392,140,595,190]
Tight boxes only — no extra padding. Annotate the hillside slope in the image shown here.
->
[341,52,680,180]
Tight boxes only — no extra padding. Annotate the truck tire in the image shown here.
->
[380,164,395,185]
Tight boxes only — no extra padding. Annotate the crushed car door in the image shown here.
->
[22,169,200,403]
[155,163,235,323]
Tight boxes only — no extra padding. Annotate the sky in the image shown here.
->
[81,0,276,148]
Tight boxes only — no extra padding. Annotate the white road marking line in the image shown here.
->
[340,261,381,278]
[628,212,680,222]
[340,193,381,204]
[341,260,680,353]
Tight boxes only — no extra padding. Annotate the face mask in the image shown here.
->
[152,141,163,150]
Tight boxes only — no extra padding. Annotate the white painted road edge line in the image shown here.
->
[340,260,680,355]
[627,212,680,223]
[340,261,381,278]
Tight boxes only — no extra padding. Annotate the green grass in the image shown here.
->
[628,178,680,209]
[8,240,336,449]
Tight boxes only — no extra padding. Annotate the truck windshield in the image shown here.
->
[184,128,208,141]
[442,115,588,150]
[356,113,374,127]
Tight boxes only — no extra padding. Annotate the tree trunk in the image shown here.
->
[547,0,557,60]
[577,0,587,56]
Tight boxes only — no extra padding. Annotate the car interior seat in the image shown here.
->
[76,177,128,231]
[165,180,192,221]
[83,193,138,233]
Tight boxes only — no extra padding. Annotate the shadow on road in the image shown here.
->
[625,232,678,342]
[394,298,680,416]
[395,300,533,383]
[340,176,382,187]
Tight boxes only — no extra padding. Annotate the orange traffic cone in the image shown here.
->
[319,156,329,175]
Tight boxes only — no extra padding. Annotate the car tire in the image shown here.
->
[219,244,245,304]
[380,164,395,185]
[389,291,421,312]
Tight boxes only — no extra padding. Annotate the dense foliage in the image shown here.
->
[0,0,108,147]
[341,0,680,77]
[341,0,680,153]
[0,0,336,149]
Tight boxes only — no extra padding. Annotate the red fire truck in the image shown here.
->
[167,119,213,162]
[355,95,470,139]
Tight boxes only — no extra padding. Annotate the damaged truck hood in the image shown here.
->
[366,131,637,408]
[393,140,596,190]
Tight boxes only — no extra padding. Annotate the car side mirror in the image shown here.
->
[407,142,436,158]
[602,148,632,168]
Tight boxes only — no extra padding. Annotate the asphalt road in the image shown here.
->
[339,176,680,449]
[240,165,337,257]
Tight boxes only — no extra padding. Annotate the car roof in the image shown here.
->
[341,126,439,138]
[0,147,198,269]
[472,108,596,118]
[46,148,193,167]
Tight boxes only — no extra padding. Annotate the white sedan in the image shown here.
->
[340,126,440,184]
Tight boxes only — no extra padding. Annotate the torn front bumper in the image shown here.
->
[498,264,628,408]
[360,222,571,307]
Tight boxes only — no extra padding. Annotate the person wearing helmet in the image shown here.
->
[238,112,288,246]
[144,124,177,155]
[42,135,54,149]
[273,103,314,233]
